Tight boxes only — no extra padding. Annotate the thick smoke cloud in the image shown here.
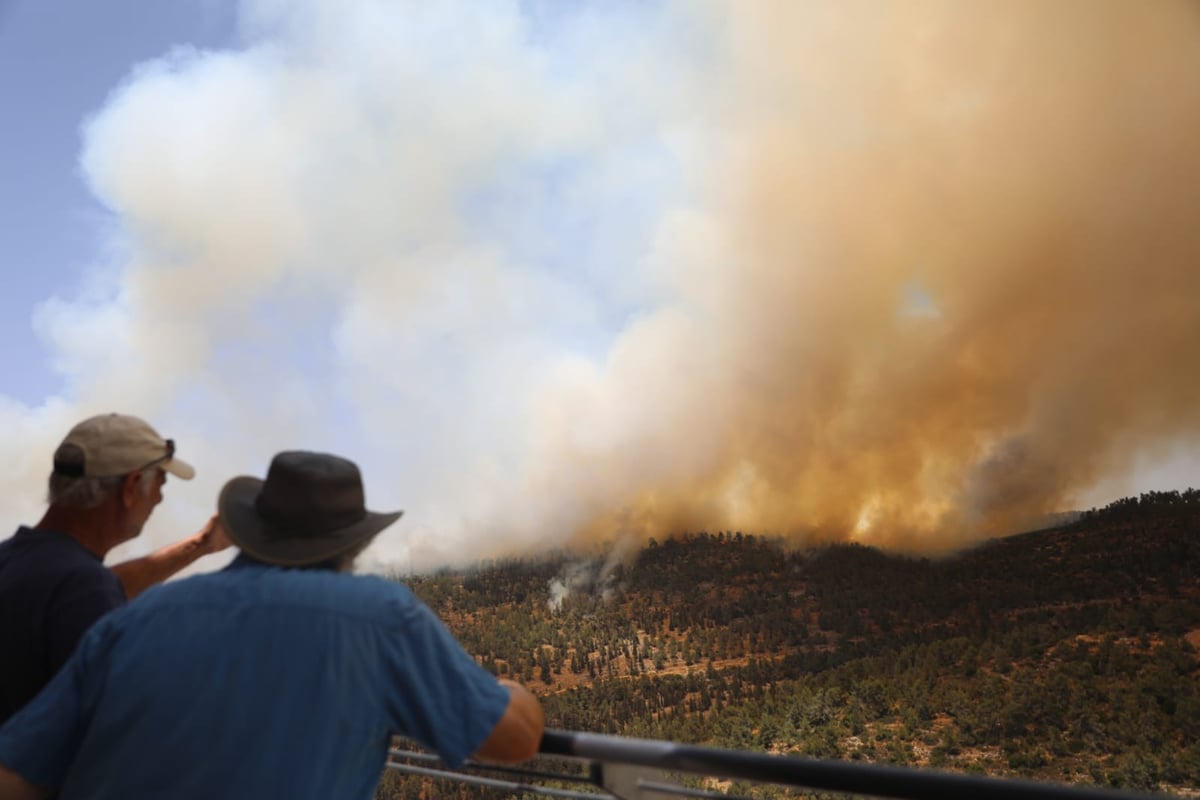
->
[3,0,1198,569]
[532,0,1200,553]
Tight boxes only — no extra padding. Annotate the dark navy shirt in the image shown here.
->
[0,526,125,724]
[0,559,511,800]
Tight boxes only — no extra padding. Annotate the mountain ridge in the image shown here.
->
[381,489,1200,797]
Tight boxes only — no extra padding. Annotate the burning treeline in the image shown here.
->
[529,1,1200,555]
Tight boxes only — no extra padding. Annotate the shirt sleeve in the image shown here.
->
[381,593,512,767]
[0,613,116,789]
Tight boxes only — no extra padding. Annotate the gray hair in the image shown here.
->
[303,540,373,574]
[239,541,370,573]
[47,458,160,510]
[332,540,373,574]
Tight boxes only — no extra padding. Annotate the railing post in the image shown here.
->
[597,762,678,800]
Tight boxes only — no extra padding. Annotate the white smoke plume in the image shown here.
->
[547,534,637,612]
[4,1,1200,571]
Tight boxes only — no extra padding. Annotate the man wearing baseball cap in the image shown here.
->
[0,413,231,725]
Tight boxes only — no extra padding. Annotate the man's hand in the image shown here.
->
[196,514,233,555]
[112,514,234,598]
[473,679,545,763]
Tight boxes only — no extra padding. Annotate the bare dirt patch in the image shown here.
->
[1185,628,1200,657]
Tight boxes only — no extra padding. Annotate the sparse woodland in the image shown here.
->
[376,490,1200,799]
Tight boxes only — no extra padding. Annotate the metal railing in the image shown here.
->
[385,729,1172,800]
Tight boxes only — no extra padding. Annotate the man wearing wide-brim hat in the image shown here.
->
[0,450,545,800]
[0,412,232,727]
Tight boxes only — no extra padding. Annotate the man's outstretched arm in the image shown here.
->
[110,515,232,599]
[472,679,545,763]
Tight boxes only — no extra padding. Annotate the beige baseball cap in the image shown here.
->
[52,413,195,480]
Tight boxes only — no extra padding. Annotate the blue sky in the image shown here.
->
[1,1,1197,570]
[0,0,240,403]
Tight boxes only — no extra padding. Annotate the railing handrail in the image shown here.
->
[535,728,1169,800]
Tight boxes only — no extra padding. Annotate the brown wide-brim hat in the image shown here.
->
[219,450,403,567]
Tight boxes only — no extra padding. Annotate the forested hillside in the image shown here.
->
[377,490,1200,798]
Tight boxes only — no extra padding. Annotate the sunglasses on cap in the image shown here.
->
[133,439,176,474]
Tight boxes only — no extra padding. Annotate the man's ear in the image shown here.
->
[120,471,143,508]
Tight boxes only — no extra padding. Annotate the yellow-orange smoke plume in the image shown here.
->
[537,0,1200,553]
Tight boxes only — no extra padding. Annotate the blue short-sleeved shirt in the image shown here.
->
[0,558,511,800]
[0,526,126,725]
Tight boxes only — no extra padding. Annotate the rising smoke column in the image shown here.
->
[528,0,1200,553]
